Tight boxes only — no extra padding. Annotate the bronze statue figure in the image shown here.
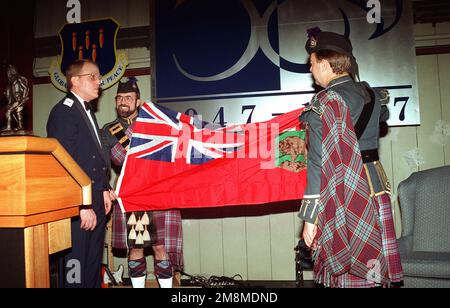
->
[1,65,31,135]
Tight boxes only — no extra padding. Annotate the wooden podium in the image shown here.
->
[0,136,91,288]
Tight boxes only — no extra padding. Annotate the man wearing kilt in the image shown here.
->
[298,30,403,287]
[102,78,183,288]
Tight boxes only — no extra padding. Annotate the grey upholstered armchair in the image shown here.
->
[397,165,450,288]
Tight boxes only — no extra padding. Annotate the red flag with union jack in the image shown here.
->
[116,102,307,212]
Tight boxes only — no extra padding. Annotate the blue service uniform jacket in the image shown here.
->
[46,93,110,194]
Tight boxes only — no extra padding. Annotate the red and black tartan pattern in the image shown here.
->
[314,194,404,287]
[376,193,404,283]
[153,210,184,271]
[111,205,184,270]
[315,269,380,288]
[111,203,128,250]
[310,90,389,287]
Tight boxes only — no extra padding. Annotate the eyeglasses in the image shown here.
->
[115,95,134,103]
[76,73,102,81]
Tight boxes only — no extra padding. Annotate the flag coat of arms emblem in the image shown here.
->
[116,102,307,212]
[49,18,128,92]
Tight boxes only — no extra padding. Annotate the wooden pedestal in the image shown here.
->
[0,136,91,287]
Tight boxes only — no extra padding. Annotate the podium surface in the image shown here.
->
[0,136,92,288]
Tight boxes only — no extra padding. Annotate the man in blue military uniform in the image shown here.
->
[47,59,113,288]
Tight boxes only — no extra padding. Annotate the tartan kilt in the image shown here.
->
[315,270,380,288]
[376,193,404,283]
[111,203,129,250]
[314,194,404,287]
[111,206,184,271]
[153,210,184,271]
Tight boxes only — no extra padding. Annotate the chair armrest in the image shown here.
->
[397,235,413,256]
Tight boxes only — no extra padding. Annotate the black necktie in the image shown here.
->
[84,101,91,111]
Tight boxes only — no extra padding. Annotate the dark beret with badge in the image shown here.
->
[305,27,359,79]
[117,76,140,95]
[305,27,354,57]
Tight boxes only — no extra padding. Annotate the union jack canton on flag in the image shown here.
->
[127,102,244,165]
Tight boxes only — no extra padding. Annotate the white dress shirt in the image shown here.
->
[71,91,102,145]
